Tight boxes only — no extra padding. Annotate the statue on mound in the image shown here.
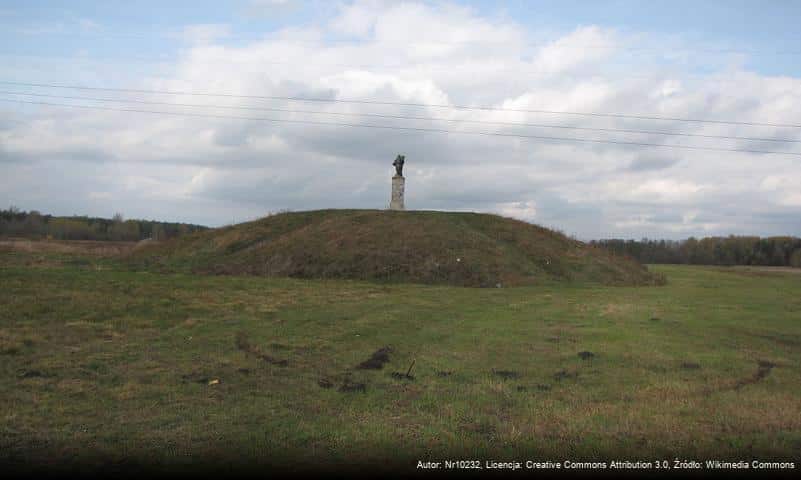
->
[393,154,405,177]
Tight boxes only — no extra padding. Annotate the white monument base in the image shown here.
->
[390,175,405,210]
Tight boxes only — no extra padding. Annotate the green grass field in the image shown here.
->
[1,248,800,472]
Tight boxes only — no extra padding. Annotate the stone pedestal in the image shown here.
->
[390,175,405,210]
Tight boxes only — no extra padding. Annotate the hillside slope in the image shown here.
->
[129,209,662,287]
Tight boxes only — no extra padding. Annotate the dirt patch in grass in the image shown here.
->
[460,420,497,438]
[734,361,777,390]
[492,369,520,379]
[546,336,577,344]
[317,378,334,389]
[578,351,595,360]
[17,369,48,379]
[0,331,35,356]
[754,333,801,347]
[701,360,778,395]
[355,346,392,370]
[338,377,366,393]
[681,362,701,370]
[553,369,578,381]
[235,332,288,366]
[181,372,212,384]
[267,341,314,353]
[757,360,777,369]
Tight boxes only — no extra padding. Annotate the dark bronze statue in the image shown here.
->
[393,154,405,176]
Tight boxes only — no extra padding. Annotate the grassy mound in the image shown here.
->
[129,209,662,287]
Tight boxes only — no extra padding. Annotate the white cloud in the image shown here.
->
[494,200,537,221]
[330,0,381,38]
[533,26,618,74]
[174,24,231,45]
[628,179,705,202]
[77,18,100,32]
[318,70,450,104]
[88,191,112,200]
[780,193,801,207]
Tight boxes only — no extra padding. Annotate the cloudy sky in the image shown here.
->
[1,0,800,239]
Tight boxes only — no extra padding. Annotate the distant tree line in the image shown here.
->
[591,236,801,267]
[0,207,207,241]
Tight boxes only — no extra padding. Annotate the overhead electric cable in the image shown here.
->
[2,90,798,143]
[2,80,799,128]
[3,98,800,156]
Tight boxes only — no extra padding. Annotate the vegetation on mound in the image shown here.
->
[129,209,662,287]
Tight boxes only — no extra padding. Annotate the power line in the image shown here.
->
[1,54,790,109]
[2,90,799,144]
[3,80,800,128]
[3,98,800,156]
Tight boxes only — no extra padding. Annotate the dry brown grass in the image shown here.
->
[0,238,137,256]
